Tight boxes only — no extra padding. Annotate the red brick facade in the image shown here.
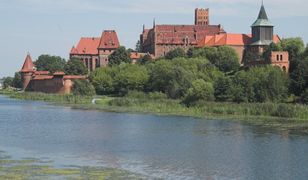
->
[140,9,225,58]
[70,30,120,71]
[20,54,86,94]
[195,8,209,26]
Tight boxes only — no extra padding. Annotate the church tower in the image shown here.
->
[251,3,274,49]
[195,8,209,26]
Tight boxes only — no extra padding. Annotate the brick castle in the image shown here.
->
[21,4,289,94]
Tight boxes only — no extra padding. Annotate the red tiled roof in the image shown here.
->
[63,75,86,79]
[153,25,225,45]
[199,33,281,47]
[130,52,146,59]
[70,37,100,55]
[98,30,120,49]
[34,71,49,75]
[53,72,65,76]
[32,75,53,80]
[21,54,34,72]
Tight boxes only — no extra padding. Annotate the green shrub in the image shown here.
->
[72,80,95,96]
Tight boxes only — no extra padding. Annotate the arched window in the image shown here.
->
[280,55,283,61]
[276,55,279,61]
[282,66,287,72]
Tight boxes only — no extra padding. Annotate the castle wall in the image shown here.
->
[27,77,71,94]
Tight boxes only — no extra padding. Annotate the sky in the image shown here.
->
[0,0,307,77]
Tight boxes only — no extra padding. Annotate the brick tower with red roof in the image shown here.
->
[70,30,120,71]
[20,53,35,90]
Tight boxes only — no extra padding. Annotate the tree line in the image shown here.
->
[2,37,308,105]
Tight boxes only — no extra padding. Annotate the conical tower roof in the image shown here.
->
[21,54,35,72]
[251,4,273,27]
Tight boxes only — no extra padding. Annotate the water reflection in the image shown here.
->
[0,95,307,179]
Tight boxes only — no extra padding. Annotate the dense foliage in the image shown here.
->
[35,55,66,73]
[108,46,131,66]
[90,64,149,96]
[2,72,23,89]
[64,58,88,75]
[188,46,240,72]
[89,42,305,105]
[165,48,187,60]
[72,80,95,96]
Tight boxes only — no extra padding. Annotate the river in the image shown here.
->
[0,95,307,179]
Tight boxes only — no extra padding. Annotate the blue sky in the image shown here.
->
[0,0,307,77]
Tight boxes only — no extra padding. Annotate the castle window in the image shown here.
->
[90,59,93,71]
[85,58,88,68]
[276,55,279,61]
[96,58,100,68]
[280,55,283,61]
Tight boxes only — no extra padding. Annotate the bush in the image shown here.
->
[72,79,95,96]
[183,79,214,106]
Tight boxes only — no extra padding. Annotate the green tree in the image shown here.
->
[280,37,305,61]
[114,64,149,96]
[135,40,141,52]
[90,67,115,95]
[165,48,186,60]
[290,58,308,96]
[64,58,88,75]
[231,71,255,103]
[35,55,66,73]
[214,76,233,101]
[72,79,95,96]
[213,46,240,73]
[183,79,215,106]
[187,46,240,73]
[279,37,305,73]
[301,89,308,104]
[230,66,289,103]
[3,77,13,89]
[12,72,23,89]
[138,54,152,65]
[108,46,131,66]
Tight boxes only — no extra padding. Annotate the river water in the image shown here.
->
[0,95,307,179]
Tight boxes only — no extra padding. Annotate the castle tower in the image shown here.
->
[195,8,209,26]
[250,3,274,52]
[20,54,35,90]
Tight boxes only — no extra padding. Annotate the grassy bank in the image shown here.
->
[2,90,308,133]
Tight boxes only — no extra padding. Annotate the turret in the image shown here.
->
[20,53,35,90]
[251,4,274,46]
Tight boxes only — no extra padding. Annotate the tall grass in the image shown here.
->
[4,90,308,121]
[107,91,308,120]
[8,92,92,104]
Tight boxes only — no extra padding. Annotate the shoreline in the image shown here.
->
[1,91,308,134]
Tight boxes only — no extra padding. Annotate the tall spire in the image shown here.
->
[258,3,268,20]
[251,3,273,27]
[153,18,156,28]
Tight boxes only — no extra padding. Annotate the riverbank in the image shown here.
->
[1,90,308,134]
